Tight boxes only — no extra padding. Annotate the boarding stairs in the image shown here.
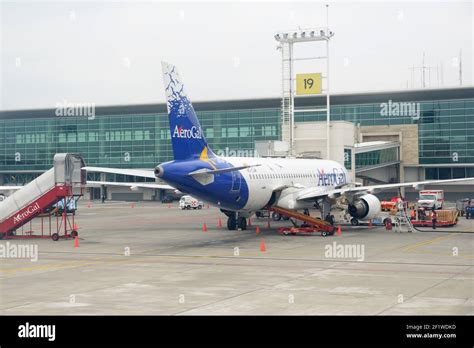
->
[394,205,416,233]
[0,154,86,238]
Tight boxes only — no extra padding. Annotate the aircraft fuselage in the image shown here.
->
[157,156,350,213]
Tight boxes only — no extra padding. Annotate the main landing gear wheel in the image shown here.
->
[237,217,247,230]
[70,230,78,238]
[227,215,237,230]
[272,212,282,221]
[51,233,59,241]
[351,218,359,226]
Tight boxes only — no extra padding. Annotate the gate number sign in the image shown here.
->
[296,73,322,95]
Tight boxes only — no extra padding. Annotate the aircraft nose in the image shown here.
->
[154,165,165,178]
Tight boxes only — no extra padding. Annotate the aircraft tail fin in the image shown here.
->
[161,62,214,161]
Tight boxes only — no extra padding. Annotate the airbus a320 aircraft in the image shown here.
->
[84,62,474,230]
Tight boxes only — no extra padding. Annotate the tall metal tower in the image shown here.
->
[275,26,334,158]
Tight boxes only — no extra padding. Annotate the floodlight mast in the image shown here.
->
[275,23,334,159]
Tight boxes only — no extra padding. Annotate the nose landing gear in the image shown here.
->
[226,214,247,230]
[227,215,236,230]
[237,216,247,230]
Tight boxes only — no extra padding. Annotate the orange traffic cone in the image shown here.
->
[207,204,210,209]
[202,223,207,232]
[368,219,373,228]
[260,239,266,252]
[87,202,91,208]
[73,223,78,231]
[248,218,252,226]
[217,218,222,228]
[337,225,342,236]
[168,203,171,209]
[74,236,79,248]
[131,203,135,208]
[256,226,261,235]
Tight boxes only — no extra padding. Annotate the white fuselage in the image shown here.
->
[222,156,350,212]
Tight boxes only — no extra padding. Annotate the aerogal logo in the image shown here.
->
[317,168,347,187]
[172,125,202,139]
[13,202,40,224]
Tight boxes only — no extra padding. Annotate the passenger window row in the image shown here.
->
[249,172,316,180]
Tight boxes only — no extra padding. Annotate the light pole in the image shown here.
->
[275,25,334,159]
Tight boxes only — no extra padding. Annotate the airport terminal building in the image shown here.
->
[1,86,473,199]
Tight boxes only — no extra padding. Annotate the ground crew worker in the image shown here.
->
[325,212,334,225]
[419,207,425,221]
[384,217,392,230]
[431,208,437,230]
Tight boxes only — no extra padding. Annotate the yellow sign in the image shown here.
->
[296,73,322,95]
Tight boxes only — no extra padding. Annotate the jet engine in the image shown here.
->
[347,194,381,220]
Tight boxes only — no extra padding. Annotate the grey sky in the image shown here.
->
[1,1,472,110]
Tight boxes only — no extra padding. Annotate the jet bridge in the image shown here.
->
[0,154,86,240]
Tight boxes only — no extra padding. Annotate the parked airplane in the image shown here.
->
[84,62,474,230]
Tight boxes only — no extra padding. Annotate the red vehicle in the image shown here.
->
[381,197,404,211]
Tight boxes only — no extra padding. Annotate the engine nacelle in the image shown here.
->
[348,194,381,220]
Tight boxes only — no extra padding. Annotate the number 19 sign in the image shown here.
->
[296,73,322,95]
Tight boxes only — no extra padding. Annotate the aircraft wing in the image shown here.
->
[83,166,156,179]
[296,177,474,201]
[86,181,174,190]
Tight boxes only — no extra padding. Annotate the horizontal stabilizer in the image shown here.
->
[83,166,156,179]
[86,181,174,190]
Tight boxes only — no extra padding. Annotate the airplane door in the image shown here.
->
[231,171,241,192]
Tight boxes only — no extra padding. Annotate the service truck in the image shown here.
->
[179,195,204,210]
[418,190,444,210]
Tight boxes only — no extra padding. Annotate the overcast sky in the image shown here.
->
[1,1,472,110]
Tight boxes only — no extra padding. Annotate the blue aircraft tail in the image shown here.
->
[162,62,214,161]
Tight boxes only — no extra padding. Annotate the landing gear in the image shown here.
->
[226,214,247,230]
[237,217,247,230]
[227,215,237,230]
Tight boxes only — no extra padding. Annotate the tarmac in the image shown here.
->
[0,201,472,315]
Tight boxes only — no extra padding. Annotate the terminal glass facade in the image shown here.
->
[296,99,474,165]
[0,109,279,173]
[1,89,473,184]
